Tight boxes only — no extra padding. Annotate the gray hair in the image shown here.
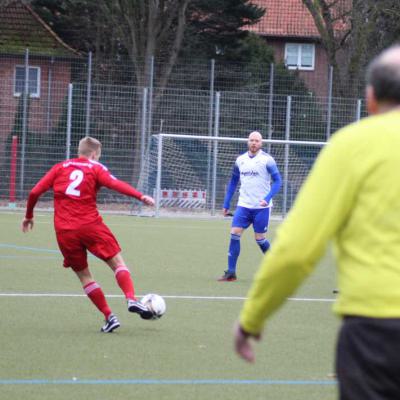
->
[366,45,400,103]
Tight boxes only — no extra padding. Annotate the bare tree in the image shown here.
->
[98,0,191,89]
[301,0,352,96]
[302,0,400,97]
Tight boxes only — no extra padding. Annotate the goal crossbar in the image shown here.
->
[153,133,327,147]
[146,133,327,217]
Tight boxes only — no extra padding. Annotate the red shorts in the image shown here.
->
[55,222,121,272]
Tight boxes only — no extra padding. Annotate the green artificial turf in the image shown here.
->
[0,211,339,400]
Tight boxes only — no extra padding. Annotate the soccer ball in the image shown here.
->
[140,293,166,319]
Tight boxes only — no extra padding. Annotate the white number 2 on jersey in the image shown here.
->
[65,169,84,197]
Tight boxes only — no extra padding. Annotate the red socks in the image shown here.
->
[82,266,135,320]
[83,281,112,319]
[114,265,135,300]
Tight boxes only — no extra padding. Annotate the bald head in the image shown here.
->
[248,131,262,141]
[247,131,263,155]
[367,45,400,104]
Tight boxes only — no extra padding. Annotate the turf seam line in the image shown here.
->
[0,379,337,385]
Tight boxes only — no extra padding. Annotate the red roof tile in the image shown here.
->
[0,0,79,56]
[248,0,351,39]
[248,0,321,38]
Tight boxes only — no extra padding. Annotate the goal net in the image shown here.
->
[138,134,326,218]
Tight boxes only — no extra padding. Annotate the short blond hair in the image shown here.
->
[78,137,102,156]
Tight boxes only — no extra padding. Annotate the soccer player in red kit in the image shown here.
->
[22,137,155,333]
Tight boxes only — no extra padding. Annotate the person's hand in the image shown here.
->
[233,321,261,363]
[223,208,230,217]
[22,218,34,233]
[259,199,269,207]
[141,195,155,206]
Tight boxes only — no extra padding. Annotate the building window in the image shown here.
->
[14,66,41,98]
[285,43,315,70]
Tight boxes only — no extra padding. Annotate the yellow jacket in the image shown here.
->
[240,111,400,335]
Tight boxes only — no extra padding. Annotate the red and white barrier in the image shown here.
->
[155,189,207,208]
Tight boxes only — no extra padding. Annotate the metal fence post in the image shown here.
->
[147,56,154,138]
[326,65,333,140]
[356,98,362,121]
[131,87,149,216]
[46,56,54,134]
[66,83,73,160]
[140,88,148,170]
[283,96,292,217]
[155,134,163,217]
[85,51,92,136]
[211,91,220,216]
[19,48,29,197]
[206,58,215,208]
[267,63,274,153]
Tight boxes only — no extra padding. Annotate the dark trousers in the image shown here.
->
[336,316,400,400]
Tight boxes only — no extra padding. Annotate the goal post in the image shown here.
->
[139,133,326,218]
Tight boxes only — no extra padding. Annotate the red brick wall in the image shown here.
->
[265,38,330,98]
[0,57,71,159]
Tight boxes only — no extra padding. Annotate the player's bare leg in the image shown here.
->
[74,266,94,286]
[106,253,153,320]
[232,227,245,236]
[74,267,120,332]
[105,252,126,271]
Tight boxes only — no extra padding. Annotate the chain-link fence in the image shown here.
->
[0,50,368,91]
[0,49,369,215]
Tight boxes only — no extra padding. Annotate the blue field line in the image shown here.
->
[0,243,95,259]
[0,255,60,259]
[0,243,59,254]
[0,378,336,386]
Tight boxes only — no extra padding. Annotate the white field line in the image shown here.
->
[0,292,335,302]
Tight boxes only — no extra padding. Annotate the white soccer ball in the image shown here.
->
[140,293,166,319]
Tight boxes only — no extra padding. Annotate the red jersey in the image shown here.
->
[25,157,143,231]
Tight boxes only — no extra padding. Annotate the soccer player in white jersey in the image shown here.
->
[219,131,282,281]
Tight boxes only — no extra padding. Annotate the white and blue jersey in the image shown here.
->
[224,150,281,210]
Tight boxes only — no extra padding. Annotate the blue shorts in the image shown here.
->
[231,206,271,233]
